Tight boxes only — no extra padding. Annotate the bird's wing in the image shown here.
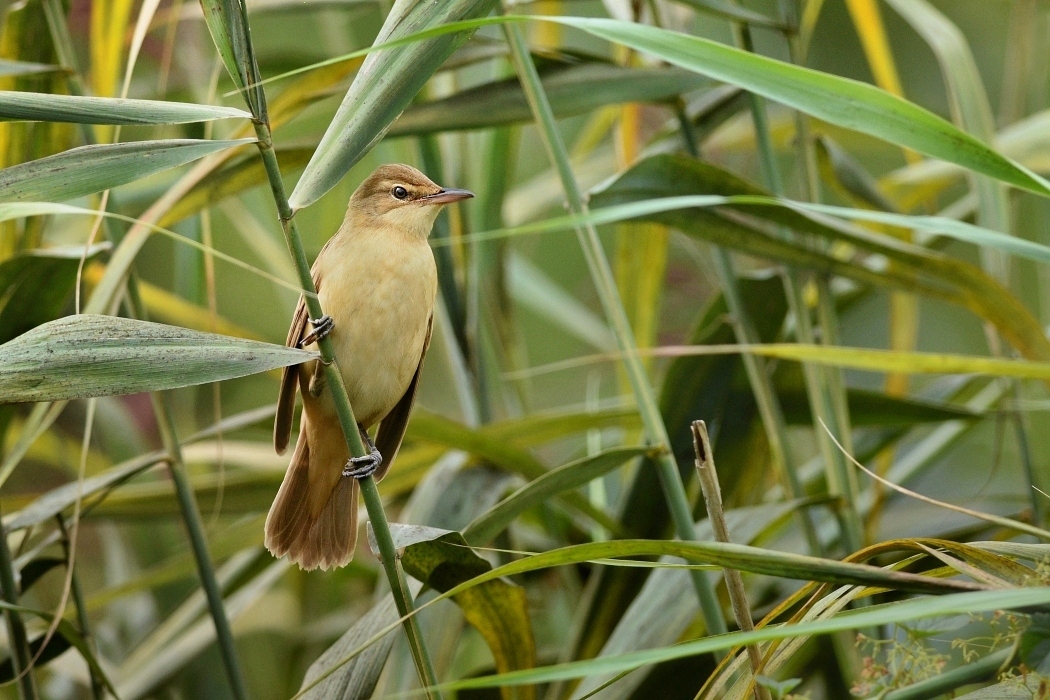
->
[274,250,331,454]
[274,294,309,454]
[373,314,433,481]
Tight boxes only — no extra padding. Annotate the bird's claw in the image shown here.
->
[300,315,334,347]
[343,447,383,479]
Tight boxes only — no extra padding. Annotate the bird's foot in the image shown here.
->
[343,447,383,479]
[300,315,334,347]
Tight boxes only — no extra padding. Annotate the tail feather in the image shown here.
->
[265,423,358,571]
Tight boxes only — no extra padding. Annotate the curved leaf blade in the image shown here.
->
[546,16,1050,197]
[0,138,254,203]
[287,0,499,211]
[0,60,63,77]
[0,315,316,403]
[0,91,252,124]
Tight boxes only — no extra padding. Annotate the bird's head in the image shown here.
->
[349,163,474,238]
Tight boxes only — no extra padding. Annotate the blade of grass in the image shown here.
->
[0,138,253,203]
[0,91,252,124]
[0,315,316,403]
[294,533,985,698]
[692,421,771,700]
[287,0,499,210]
[408,585,1050,695]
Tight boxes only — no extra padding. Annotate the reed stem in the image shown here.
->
[729,9,863,552]
[252,121,443,699]
[692,421,770,700]
[57,516,104,700]
[153,392,251,700]
[503,22,727,637]
[0,507,36,700]
[677,108,821,555]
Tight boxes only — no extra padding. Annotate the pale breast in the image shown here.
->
[315,232,436,427]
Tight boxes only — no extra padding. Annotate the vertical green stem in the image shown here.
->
[692,421,770,700]
[56,517,104,700]
[502,23,726,637]
[677,108,820,554]
[153,393,250,700]
[251,124,443,698]
[0,507,36,700]
[730,11,863,553]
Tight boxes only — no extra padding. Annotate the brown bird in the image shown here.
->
[265,164,473,570]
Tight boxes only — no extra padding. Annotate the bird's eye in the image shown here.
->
[392,186,409,200]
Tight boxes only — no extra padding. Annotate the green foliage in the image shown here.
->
[1,1,1049,699]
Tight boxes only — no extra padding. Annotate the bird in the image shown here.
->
[265,163,473,571]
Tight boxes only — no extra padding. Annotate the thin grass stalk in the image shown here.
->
[465,127,518,423]
[691,421,770,700]
[785,5,863,540]
[729,6,863,552]
[250,124,444,698]
[56,516,104,700]
[501,22,727,637]
[677,107,820,555]
[0,506,36,700]
[152,392,250,700]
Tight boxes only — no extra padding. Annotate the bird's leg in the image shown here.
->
[343,425,382,479]
[300,314,334,347]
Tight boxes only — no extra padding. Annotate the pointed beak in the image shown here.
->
[422,187,474,205]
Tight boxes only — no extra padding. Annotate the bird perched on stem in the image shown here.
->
[265,164,473,570]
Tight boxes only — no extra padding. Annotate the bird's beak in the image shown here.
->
[422,187,474,205]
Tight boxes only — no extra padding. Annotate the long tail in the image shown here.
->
[264,415,357,571]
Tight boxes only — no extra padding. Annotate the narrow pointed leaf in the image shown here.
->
[0,91,252,124]
[4,451,166,530]
[545,16,1050,197]
[0,60,63,77]
[0,138,253,203]
[288,0,500,211]
[0,315,316,403]
[407,411,624,536]
[197,0,245,92]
